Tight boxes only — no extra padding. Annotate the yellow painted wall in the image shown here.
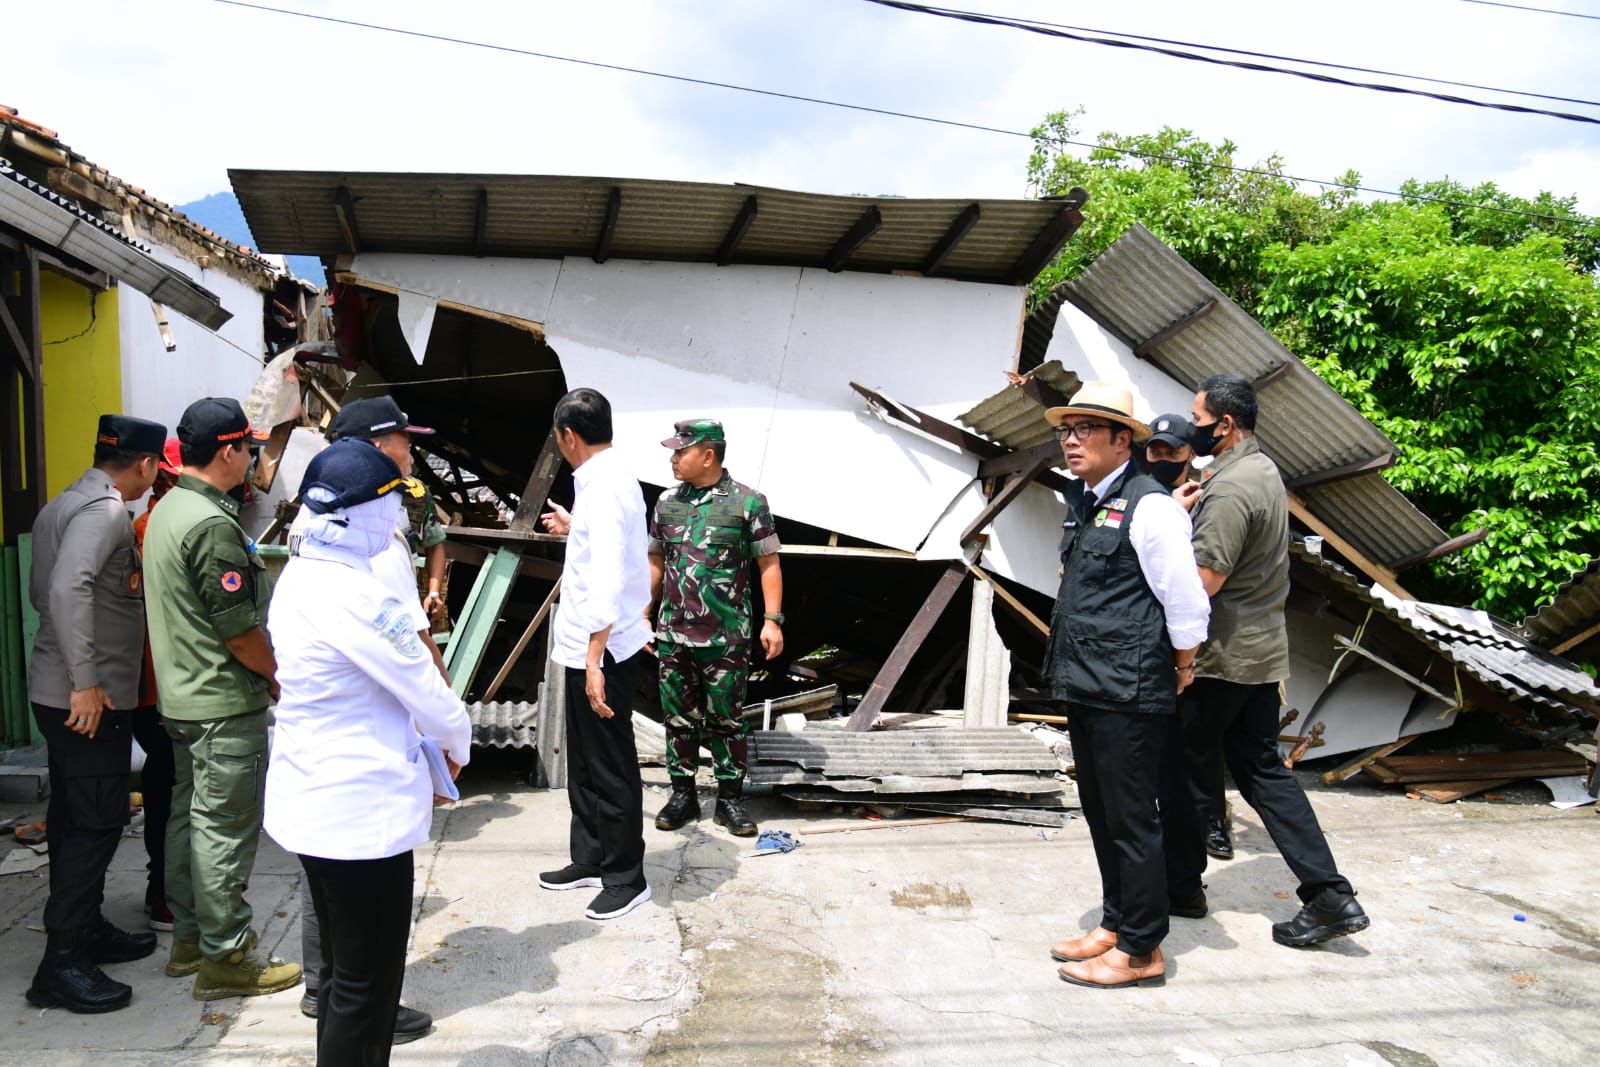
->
[39,273,121,497]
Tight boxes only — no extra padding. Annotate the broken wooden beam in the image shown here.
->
[1392,527,1491,571]
[959,450,1057,547]
[509,430,564,533]
[845,564,970,732]
[1008,190,1087,284]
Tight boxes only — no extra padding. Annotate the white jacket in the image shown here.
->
[265,553,470,861]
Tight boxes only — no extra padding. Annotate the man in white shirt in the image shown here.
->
[1040,382,1211,990]
[537,388,654,920]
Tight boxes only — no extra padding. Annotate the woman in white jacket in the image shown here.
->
[265,440,470,1067]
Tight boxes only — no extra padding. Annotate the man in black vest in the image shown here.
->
[1043,383,1211,989]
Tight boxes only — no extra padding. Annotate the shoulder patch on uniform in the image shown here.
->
[220,570,243,592]
[373,598,424,659]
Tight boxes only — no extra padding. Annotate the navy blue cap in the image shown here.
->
[96,414,167,455]
[300,439,405,514]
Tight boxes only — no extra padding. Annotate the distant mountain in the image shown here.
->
[176,191,326,286]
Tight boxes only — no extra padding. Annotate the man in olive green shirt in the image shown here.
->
[143,397,301,1000]
[1163,374,1368,950]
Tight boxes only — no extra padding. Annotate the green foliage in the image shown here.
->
[1029,114,1600,619]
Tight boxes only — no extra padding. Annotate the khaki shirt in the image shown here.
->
[142,474,272,720]
[27,468,145,709]
[1191,436,1292,684]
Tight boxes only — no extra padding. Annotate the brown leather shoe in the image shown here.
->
[1058,947,1166,988]
[1049,926,1118,963]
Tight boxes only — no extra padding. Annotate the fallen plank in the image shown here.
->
[1324,735,1419,785]
[902,804,1073,828]
[749,769,1063,794]
[1372,750,1590,784]
[1413,779,1517,804]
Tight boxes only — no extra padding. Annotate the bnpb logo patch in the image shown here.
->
[220,570,243,593]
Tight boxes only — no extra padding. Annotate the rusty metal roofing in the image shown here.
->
[1522,557,1600,651]
[958,360,1082,453]
[1041,224,1448,569]
[1292,543,1600,722]
[228,169,1080,284]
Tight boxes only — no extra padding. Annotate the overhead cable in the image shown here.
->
[206,0,1596,227]
[861,0,1600,125]
[854,0,1600,109]
[1455,0,1600,22]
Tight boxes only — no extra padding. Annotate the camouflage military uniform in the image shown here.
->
[650,471,780,782]
[400,479,446,557]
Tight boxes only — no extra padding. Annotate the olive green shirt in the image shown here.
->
[142,474,272,720]
[1190,436,1292,684]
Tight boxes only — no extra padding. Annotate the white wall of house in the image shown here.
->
[348,253,1022,554]
[119,243,267,436]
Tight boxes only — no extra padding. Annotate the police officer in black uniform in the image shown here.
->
[26,414,167,1013]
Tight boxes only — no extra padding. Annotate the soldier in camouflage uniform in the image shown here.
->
[648,420,783,837]
[401,480,448,620]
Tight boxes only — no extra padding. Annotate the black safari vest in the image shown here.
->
[1044,466,1177,715]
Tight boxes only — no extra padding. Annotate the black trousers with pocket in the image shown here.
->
[1164,677,1354,903]
[1068,705,1171,956]
[131,705,174,906]
[299,850,413,1067]
[33,703,132,933]
[564,651,646,890]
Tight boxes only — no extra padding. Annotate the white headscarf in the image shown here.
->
[296,488,404,571]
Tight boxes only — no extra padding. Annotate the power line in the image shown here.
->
[862,0,1600,125]
[1455,0,1600,21]
[206,0,1596,227]
[860,1,1600,109]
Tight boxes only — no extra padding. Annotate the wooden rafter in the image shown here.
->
[593,186,622,263]
[1287,490,1412,599]
[1287,452,1397,490]
[1134,298,1216,358]
[473,188,489,257]
[921,202,980,275]
[334,185,363,255]
[717,195,759,266]
[823,206,883,272]
[1007,189,1087,284]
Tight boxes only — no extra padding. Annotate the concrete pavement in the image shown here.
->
[2,761,1597,1065]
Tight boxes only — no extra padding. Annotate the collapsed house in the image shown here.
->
[227,170,1598,809]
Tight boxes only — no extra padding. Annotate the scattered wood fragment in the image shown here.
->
[1412,779,1517,804]
[799,817,965,835]
[1367,750,1590,785]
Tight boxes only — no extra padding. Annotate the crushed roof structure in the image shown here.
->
[1,162,230,329]
[1290,542,1600,735]
[1522,558,1600,658]
[1,105,279,287]
[1024,224,1457,575]
[229,169,1087,285]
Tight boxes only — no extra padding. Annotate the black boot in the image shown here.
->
[713,780,758,837]
[655,779,701,831]
[86,915,158,964]
[26,930,133,1014]
[1205,818,1234,860]
[1272,888,1370,948]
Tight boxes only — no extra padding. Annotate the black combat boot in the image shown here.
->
[713,779,758,837]
[655,778,701,831]
[26,929,133,1014]
[86,914,158,963]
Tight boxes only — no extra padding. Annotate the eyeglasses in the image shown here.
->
[1053,421,1112,442]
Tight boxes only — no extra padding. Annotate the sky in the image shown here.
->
[4,0,1599,220]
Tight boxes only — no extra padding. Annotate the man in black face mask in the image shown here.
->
[1163,374,1368,949]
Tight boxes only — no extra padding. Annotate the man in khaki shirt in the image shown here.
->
[1163,373,1369,949]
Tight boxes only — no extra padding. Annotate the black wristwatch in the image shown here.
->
[764,612,785,625]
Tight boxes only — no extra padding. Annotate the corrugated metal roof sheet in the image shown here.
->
[1522,557,1600,651]
[957,360,1081,452]
[1292,543,1600,721]
[467,701,537,749]
[228,170,1076,284]
[1043,224,1448,569]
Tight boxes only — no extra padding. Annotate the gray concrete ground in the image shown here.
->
[2,761,1597,1066]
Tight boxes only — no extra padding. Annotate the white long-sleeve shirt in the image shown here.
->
[551,447,652,669]
[265,554,470,861]
[1087,462,1211,650]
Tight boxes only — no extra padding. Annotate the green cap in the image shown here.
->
[660,419,726,449]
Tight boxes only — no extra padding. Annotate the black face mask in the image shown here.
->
[1145,458,1191,489]
[1189,418,1226,457]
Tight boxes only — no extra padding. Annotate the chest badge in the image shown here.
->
[1094,508,1125,530]
[220,570,243,593]
[128,570,142,593]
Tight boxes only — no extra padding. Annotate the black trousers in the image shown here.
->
[131,706,174,906]
[33,703,132,933]
[1068,706,1170,956]
[564,651,645,890]
[299,851,413,1067]
[1164,678,1354,903]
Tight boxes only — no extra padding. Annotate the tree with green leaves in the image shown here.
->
[1028,111,1600,621]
